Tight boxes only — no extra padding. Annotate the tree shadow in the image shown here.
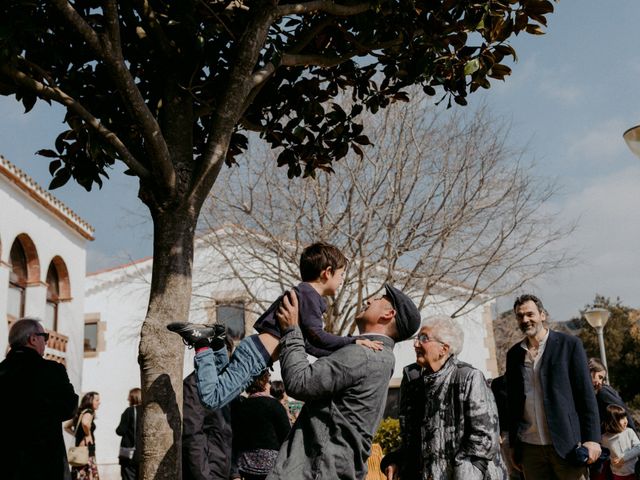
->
[144,373,182,480]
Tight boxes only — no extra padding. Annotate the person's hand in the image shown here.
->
[276,290,299,331]
[355,339,384,351]
[611,456,624,466]
[509,447,523,472]
[384,463,398,480]
[583,441,602,464]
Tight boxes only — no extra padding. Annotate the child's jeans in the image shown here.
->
[194,334,270,409]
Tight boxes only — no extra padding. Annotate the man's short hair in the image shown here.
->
[299,242,347,282]
[8,318,42,348]
[513,294,545,315]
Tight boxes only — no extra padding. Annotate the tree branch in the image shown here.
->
[277,1,371,17]
[189,3,278,202]
[51,0,175,192]
[0,64,150,179]
[103,0,122,54]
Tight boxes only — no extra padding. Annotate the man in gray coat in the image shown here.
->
[267,284,420,480]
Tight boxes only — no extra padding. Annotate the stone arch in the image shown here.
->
[47,255,71,300]
[11,233,40,284]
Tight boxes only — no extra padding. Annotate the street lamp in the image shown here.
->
[623,125,640,159]
[583,307,611,377]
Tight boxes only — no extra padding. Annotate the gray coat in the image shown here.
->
[382,356,507,480]
[267,329,395,480]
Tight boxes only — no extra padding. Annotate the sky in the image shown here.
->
[1,0,639,321]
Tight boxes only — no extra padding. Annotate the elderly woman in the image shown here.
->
[381,315,506,480]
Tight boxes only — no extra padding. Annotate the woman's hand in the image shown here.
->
[384,463,398,480]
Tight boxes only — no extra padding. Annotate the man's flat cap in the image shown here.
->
[384,284,421,341]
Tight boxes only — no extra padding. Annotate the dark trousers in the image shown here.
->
[521,443,588,480]
[120,463,138,480]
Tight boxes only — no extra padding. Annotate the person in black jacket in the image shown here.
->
[588,358,636,433]
[116,388,142,480]
[0,318,78,480]
[506,294,601,480]
[233,370,291,480]
[183,336,235,480]
[183,371,233,480]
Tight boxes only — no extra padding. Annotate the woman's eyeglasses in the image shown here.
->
[414,333,441,345]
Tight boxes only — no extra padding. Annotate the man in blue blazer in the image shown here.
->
[506,294,601,480]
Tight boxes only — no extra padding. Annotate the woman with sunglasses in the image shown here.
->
[381,315,506,480]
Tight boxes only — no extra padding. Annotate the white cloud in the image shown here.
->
[566,118,630,163]
[534,165,640,320]
[539,79,584,105]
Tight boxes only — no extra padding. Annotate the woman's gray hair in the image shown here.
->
[9,318,42,348]
[420,314,464,356]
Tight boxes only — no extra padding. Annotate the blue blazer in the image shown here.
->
[506,330,600,459]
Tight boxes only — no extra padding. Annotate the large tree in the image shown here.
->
[201,100,573,335]
[0,0,555,477]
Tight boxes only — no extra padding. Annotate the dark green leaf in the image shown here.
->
[48,168,71,190]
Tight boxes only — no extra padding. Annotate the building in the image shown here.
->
[84,228,498,477]
[0,154,94,393]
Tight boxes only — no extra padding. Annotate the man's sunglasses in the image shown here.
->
[35,332,50,341]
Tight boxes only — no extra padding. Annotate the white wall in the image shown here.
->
[0,175,89,392]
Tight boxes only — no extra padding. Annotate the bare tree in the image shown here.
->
[200,99,574,335]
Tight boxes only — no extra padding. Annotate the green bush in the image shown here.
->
[373,417,401,454]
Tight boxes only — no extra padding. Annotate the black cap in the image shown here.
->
[384,284,421,341]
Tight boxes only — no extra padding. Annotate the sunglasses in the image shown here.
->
[35,332,50,341]
[414,333,442,345]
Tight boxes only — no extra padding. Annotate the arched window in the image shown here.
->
[44,263,60,331]
[7,240,28,323]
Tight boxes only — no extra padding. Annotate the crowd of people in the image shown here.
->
[1,241,639,480]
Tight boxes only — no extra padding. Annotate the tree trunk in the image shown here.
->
[138,204,198,480]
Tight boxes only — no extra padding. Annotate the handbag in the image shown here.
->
[67,410,90,467]
[68,445,89,467]
[118,406,137,462]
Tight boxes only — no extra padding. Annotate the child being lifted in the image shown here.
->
[168,242,383,409]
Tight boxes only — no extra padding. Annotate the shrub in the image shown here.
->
[373,417,401,454]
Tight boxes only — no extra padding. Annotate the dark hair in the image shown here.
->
[588,357,607,374]
[513,294,545,314]
[603,404,628,434]
[299,242,347,282]
[128,388,142,406]
[270,380,286,401]
[246,370,270,395]
[72,391,99,427]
